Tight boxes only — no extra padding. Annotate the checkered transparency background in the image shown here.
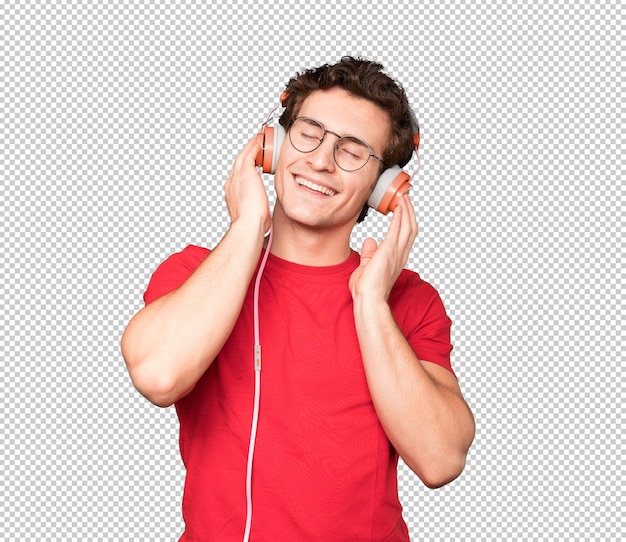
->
[1,1,622,540]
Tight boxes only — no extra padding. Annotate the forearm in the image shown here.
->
[121,221,265,406]
[353,296,475,488]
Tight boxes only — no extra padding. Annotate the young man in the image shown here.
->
[121,57,475,541]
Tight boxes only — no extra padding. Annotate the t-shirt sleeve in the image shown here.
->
[143,245,211,305]
[391,272,455,376]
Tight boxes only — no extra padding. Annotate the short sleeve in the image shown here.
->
[143,245,211,305]
[390,271,455,376]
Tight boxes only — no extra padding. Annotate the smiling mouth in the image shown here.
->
[295,176,337,197]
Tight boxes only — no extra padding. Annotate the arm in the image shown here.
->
[121,138,270,407]
[349,195,475,488]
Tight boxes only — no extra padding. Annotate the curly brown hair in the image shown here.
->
[279,56,419,170]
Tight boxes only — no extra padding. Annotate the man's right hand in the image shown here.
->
[224,137,272,234]
[121,139,274,407]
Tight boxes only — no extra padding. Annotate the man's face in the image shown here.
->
[273,88,391,231]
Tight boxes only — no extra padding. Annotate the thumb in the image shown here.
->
[359,238,378,264]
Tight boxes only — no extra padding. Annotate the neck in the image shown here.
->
[267,208,354,266]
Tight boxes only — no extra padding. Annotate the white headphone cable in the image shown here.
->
[243,226,273,542]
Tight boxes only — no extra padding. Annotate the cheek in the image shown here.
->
[362,172,381,197]
[273,170,285,198]
[368,176,379,192]
[273,144,291,183]
[276,137,295,168]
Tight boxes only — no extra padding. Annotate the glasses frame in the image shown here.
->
[288,116,385,172]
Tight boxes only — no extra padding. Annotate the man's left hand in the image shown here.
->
[349,194,418,302]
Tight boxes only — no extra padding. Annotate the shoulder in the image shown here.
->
[391,268,442,304]
[389,268,451,331]
[390,268,455,374]
[143,245,211,305]
[162,244,211,269]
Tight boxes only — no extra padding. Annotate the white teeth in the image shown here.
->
[296,177,337,196]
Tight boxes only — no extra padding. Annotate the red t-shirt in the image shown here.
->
[144,245,453,541]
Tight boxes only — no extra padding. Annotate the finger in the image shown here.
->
[232,138,261,172]
[244,136,262,159]
[404,194,418,237]
[384,200,403,245]
[360,237,378,264]
[224,139,267,215]
[388,197,416,267]
[403,194,417,235]
[396,195,417,249]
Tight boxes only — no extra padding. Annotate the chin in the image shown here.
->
[287,207,359,231]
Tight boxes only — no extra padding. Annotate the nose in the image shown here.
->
[306,133,338,172]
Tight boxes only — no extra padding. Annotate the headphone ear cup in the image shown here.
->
[368,167,412,214]
[255,123,285,173]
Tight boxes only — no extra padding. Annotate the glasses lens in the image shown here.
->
[290,118,324,152]
[335,137,371,171]
[289,117,374,171]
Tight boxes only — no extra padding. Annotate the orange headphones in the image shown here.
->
[255,94,420,215]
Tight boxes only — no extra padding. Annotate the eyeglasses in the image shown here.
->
[288,117,385,172]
